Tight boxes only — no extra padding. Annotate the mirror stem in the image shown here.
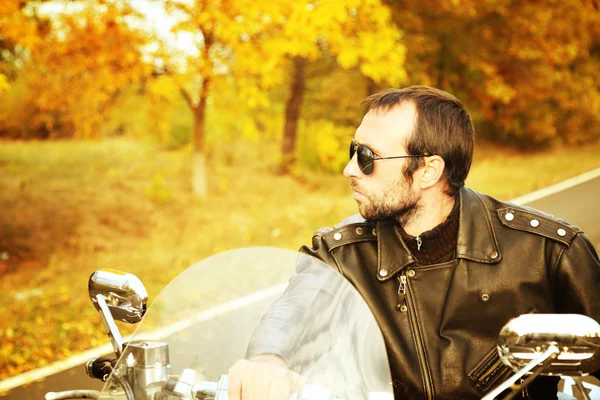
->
[96,294,125,357]
[573,377,591,400]
[482,344,560,400]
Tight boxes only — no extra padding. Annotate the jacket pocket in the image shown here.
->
[468,345,514,393]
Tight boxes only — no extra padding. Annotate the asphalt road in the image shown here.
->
[522,176,600,249]
[1,295,279,399]
[2,175,599,400]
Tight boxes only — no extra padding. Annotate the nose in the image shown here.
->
[343,153,361,178]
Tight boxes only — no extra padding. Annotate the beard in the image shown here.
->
[352,176,421,226]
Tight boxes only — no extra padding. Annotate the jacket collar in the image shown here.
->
[455,187,501,263]
[376,187,501,281]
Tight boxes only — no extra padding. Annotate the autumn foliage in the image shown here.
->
[1,0,600,384]
[1,1,150,138]
[2,0,599,150]
[390,0,600,146]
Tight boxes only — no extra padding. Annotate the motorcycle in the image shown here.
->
[483,313,600,400]
[44,247,393,400]
[43,247,600,400]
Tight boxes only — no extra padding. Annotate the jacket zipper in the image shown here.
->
[396,273,407,311]
[402,270,434,399]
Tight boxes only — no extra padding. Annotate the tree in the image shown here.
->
[25,1,150,138]
[264,0,408,173]
[1,0,151,138]
[387,0,600,146]
[156,0,408,193]
[158,0,278,196]
[0,0,48,92]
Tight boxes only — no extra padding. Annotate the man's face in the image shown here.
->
[343,102,422,224]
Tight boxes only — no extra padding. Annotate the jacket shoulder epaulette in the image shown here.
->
[314,214,377,251]
[496,206,582,246]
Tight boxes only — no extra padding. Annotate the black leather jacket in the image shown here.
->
[248,187,600,399]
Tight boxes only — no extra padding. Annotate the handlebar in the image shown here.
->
[44,374,393,400]
[84,356,116,382]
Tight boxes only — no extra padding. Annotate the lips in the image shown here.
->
[351,181,366,198]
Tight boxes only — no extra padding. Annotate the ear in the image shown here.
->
[418,156,445,190]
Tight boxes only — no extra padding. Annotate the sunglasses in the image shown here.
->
[349,139,429,175]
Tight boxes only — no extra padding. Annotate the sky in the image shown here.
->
[37,0,200,60]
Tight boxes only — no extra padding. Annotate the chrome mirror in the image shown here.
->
[498,313,600,375]
[483,314,600,400]
[89,268,148,323]
[88,269,148,356]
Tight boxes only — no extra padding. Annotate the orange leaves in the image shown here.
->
[6,1,152,138]
[308,119,354,173]
[389,0,600,146]
[0,300,105,380]
[4,0,598,152]
[0,0,44,50]
[0,1,45,94]
[0,74,9,93]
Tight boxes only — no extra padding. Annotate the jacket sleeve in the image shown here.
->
[552,232,600,379]
[245,234,341,363]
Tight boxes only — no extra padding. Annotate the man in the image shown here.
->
[228,86,600,399]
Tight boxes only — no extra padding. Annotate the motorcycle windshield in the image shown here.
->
[102,247,392,399]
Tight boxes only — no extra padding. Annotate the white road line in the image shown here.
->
[0,284,287,393]
[2,167,600,393]
[142,283,286,341]
[510,167,600,205]
[0,342,115,394]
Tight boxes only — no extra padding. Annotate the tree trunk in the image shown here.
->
[436,34,448,90]
[366,76,378,95]
[192,75,210,197]
[193,151,207,197]
[182,29,213,197]
[280,57,307,174]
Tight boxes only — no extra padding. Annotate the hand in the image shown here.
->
[228,354,307,400]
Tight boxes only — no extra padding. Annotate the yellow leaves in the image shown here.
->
[155,0,407,170]
[356,36,407,86]
[304,119,354,173]
[473,62,516,105]
[260,0,407,86]
[124,50,139,64]
[0,0,43,50]
[13,1,152,139]
[485,77,516,105]
[4,328,15,339]
[148,75,179,103]
[147,76,179,144]
[336,49,360,70]
[0,74,9,93]
[0,288,101,380]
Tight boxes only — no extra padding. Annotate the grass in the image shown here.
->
[0,138,599,382]
[468,141,600,199]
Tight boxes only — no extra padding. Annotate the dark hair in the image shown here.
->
[362,86,475,196]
